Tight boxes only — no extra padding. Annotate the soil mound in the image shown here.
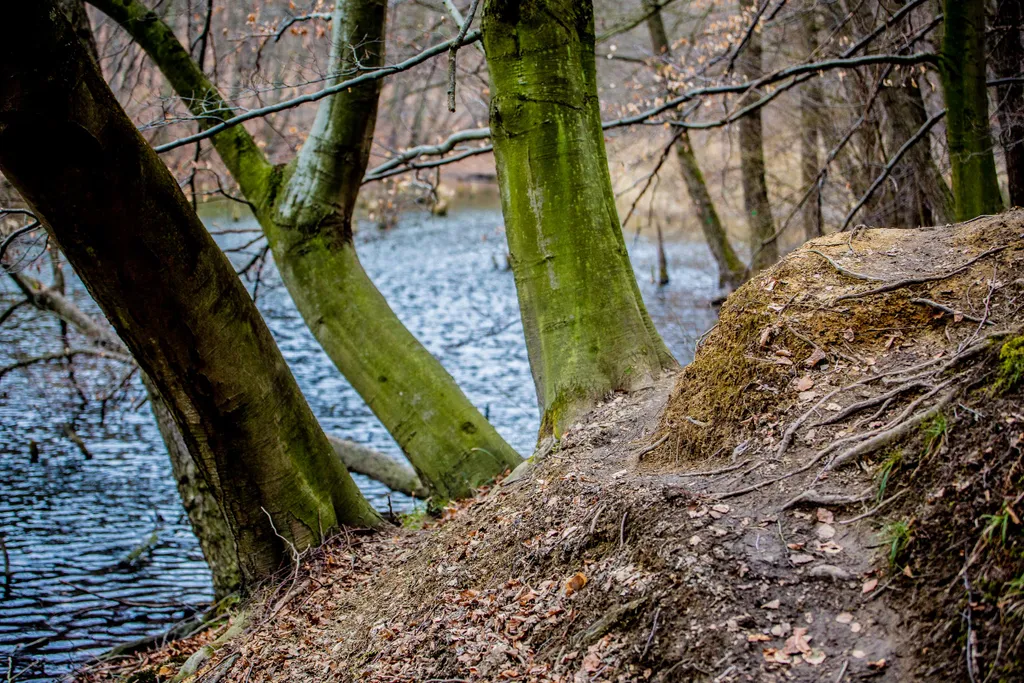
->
[79,212,1024,683]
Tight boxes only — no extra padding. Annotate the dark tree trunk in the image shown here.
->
[940,0,1004,218]
[878,77,955,226]
[799,7,823,241]
[992,0,1024,206]
[737,0,778,272]
[0,2,381,585]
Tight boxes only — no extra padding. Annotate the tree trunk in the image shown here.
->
[736,0,778,272]
[939,0,1004,219]
[643,0,747,289]
[0,2,382,585]
[878,77,955,227]
[482,0,677,438]
[992,0,1024,206]
[90,0,522,500]
[9,270,242,595]
[675,135,749,288]
[799,7,823,241]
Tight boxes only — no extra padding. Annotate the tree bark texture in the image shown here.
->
[878,77,955,226]
[0,2,382,585]
[736,0,778,272]
[482,0,677,438]
[992,0,1024,206]
[90,0,522,500]
[940,0,1004,219]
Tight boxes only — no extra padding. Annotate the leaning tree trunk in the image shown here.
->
[482,0,677,438]
[736,0,778,272]
[643,0,747,290]
[0,2,382,585]
[992,0,1024,207]
[9,270,243,596]
[89,0,521,500]
[939,0,1004,219]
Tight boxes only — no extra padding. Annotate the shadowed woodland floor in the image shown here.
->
[78,211,1024,682]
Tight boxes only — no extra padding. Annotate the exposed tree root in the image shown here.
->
[834,241,1019,302]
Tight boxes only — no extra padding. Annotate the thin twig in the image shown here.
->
[446,0,480,112]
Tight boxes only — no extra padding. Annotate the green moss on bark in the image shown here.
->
[483,0,676,438]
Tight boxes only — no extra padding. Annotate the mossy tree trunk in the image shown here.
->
[992,0,1024,207]
[643,0,747,290]
[736,0,778,272]
[0,2,382,585]
[939,0,1004,219]
[482,0,677,438]
[90,0,522,500]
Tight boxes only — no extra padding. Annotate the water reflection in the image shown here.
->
[0,208,719,679]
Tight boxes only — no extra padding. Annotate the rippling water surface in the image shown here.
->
[0,208,719,680]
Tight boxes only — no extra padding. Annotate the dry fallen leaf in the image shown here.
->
[790,553,815,565]
[802,648,826,665]
[862,578,879,594]
[761,599,781,610]
[804,348,828,367]
[798,390,818,402]
[843,328,855,342]
[564,572,587,596]
[783,627,812,655]
[825,402,843,412]
[747,633,771,642]
[816,523,836,539]
[795,375,815,391]
[816,508,834,524]
[868,658,887,669]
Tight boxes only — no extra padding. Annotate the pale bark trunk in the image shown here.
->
[483,0,676,437]
[0,3,382,585]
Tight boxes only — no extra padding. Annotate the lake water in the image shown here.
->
[0,208,720,680]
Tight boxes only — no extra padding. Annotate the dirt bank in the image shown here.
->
[79,211,1024,683]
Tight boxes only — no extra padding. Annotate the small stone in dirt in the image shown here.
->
[835,612,854,624]
[790,553,815,565]
[825,402,842,411]
[852,650,866,659]
[804,612,814,624]
[809,565,851,581]
[815,523,836,539]
[851,622,862,633]
[711,504,730,515]
[798,390,818,402]
[689,535,701,546]
[762,599,781,610]
[771,622,791,637]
